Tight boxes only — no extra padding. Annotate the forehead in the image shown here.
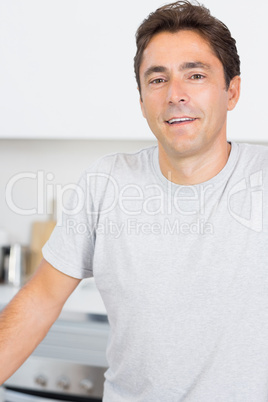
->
[140,30,222,72]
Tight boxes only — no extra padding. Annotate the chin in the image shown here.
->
[166,138,200,157]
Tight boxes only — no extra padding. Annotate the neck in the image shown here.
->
[158,141,231,185]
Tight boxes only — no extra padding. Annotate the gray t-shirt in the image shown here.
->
[43,142,268,402]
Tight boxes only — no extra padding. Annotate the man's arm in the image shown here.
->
[0,258,80,384]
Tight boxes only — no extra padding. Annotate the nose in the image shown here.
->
[167,78,190,104]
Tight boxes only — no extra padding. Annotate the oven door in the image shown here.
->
[3,387,102,402]
[3,314,108,402]
[3,388,71,402]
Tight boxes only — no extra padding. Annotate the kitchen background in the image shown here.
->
[1,0,268,246]
[0,139,155,246]
[1,0,268,400]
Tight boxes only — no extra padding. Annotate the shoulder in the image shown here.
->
[83,146,157,177]
[76,146,157,199]
[237,142,268,163]
[235,142,268,185]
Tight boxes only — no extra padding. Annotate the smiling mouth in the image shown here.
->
[166,117,197,125]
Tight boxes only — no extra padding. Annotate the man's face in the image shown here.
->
[139,30,240,160]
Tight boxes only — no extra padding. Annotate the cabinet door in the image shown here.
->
[1,1,267,142]
[0,1,155,140]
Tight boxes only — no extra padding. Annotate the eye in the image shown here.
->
[150,78,166,85]
[190,74,205,80]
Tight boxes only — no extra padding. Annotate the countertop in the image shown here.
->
[0,278,107,316]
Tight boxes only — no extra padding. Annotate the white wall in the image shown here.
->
[203,0,268,143]
[1,0,268,245]
[0,140,156,245]
[0,0,268,142]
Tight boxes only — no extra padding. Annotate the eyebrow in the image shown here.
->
[179,62,211,71]
[143,65,168,80]
[143,62,211,80]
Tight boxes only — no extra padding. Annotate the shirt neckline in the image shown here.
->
[151,142,240,191]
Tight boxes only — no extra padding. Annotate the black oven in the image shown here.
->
[3,313,109,402]
[3,388,102,401]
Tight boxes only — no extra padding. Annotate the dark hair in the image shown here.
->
[134,0,240,92]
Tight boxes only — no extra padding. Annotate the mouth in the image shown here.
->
[166,117,197,125]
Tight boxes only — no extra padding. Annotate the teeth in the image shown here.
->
[168,118,195,124]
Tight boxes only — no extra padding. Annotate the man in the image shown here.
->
[1,1,268,401]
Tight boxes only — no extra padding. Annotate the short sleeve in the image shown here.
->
[42,171,96,279]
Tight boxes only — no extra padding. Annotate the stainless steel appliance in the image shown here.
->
[3,311,109,401]
[0,246,10,283]
[0,244,28,287]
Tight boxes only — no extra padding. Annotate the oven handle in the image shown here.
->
[3,388,72,402]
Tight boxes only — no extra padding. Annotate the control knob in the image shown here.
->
[80,378,94,393]
[57,376,70,390]
[35,374,47,387]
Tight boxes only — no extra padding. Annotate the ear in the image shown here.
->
[227,75,241,111]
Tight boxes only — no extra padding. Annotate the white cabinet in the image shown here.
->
[0,0,268,142]
[0,0,156,140]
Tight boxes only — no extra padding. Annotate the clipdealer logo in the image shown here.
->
[66,217,214,238]
[5,170,214,221]
[227,170,263,232]
[5,171,83,220]
[5,169,264,233]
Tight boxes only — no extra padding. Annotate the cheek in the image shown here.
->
[140,99,146,119]
[214,92,229,121]
[197,87,228,118]
[140,100,164,136]
[140,96,155,121]
[141,98,158,121]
